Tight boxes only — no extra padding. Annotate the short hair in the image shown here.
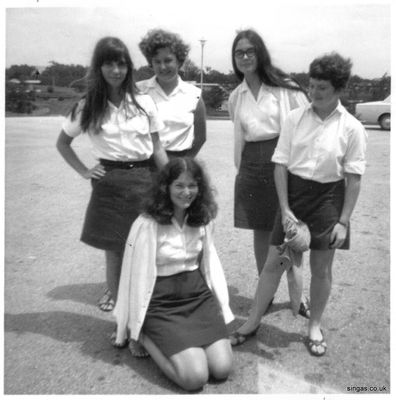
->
[144,157,217,227]
[139,29,190,67]
[309,52,352,90]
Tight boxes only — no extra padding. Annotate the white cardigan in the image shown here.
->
[113,215,234,343]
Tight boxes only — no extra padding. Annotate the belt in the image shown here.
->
[99,158,151,169]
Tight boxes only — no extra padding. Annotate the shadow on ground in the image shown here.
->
[47,282,107,307]
[4,309,185,393]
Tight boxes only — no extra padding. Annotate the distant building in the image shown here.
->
[8,78,21,85]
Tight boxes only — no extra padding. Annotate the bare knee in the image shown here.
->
[311,266,331,280]
[206,340,233,381]
[263,246,283,274]
[310,250,335,280]
[209,353,233,381]
[177,361,209,391]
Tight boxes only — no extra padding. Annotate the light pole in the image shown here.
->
[199,38,207,90]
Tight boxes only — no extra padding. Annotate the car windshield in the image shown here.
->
[385,95,391,102]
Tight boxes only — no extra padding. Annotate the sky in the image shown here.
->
[3,0,392,79]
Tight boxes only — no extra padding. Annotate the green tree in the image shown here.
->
[202,86,227,110]
[39,61,87,87]
[6,64,36,81]
[135,65,154,81]
[181,58,201,82]
[5,82,36,114]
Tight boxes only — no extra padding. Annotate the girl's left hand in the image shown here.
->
[329,223,347,249]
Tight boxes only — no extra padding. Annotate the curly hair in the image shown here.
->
[144,158,217,226]
[139,29,190,67]
[309,52,352,91]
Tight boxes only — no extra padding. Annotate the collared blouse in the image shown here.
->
[228,80,308,168]
[137,76,201,151]
[156,217,203,276]
[271,102,368,183]
[62,93,164,161]
[113,215,234,343]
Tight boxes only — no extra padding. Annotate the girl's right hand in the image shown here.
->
[81,163,106,179]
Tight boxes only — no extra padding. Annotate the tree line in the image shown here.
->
[6,60,391,114]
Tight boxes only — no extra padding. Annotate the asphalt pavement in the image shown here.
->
[3,117,391,395]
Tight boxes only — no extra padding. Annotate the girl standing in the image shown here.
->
[56,37,168,313]
[137,29,206,158]
[230,53,367,357]
[229,29,308,276]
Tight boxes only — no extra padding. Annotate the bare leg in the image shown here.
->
[253,230,271,275]
[309,249,335,345]
[236,246,285,334]
[204,339,233,380]
[105,250,122,301]
[140,333,209,391]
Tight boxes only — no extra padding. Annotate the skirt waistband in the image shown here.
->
[242,137,279,163]
[99,158,151,169]
[288,172,344,190]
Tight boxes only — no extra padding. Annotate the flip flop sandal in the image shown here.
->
[307,331,327,357]
[229,325,260,346]
[98,289,115,312]
[298,298,311,319]
[128,339,149,358]
[110,330,128,349]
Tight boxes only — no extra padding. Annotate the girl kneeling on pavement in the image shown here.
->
[230,52,367,357]
[114,157,234,391]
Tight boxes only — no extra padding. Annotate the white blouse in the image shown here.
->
[114,215,234,342]
[62,93,164,161]
[272,102,367,183]
[156,218,204,276]
[228,79,308,168]
[229,80,281,141]
[137,76,201,151]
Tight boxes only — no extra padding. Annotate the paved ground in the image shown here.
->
[3,117,390,395]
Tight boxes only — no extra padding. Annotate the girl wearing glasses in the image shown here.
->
[228,29,308,282]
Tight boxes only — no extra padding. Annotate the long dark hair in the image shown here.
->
[71,37,146,133]
[232,29,304,92]
[144,158,218,227]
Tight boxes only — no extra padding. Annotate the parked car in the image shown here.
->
[355,95,391,130]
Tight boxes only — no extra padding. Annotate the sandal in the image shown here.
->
[98,289,115,312]
[307,331,327,357]
[229,325,260,346]
[298,298,310,319]
[128,339,149,358]
[110,330,128,349]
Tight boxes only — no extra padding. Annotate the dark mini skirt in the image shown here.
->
[80,159,153,252]
[271,173,350,250]
[234,138,279,230]
[142,269,228,357]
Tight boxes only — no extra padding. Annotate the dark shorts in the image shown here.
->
[234,138,279,230]
[80,160,153,252]
[271,173,350,250]
[142,269,228,357]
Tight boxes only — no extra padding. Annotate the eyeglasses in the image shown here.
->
[234,48,256,59]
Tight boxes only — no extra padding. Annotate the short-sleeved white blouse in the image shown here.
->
[272,102,368,183]
[137,76,201,151]
[62,93,164,161]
